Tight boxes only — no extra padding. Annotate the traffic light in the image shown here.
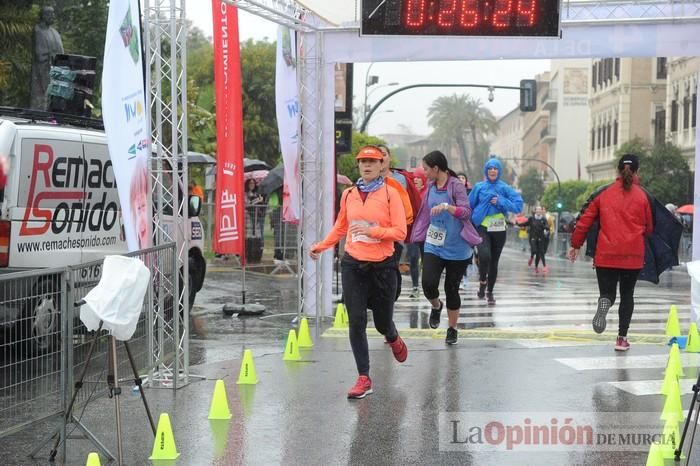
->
[555,200,564,211]
[520,79,537,112]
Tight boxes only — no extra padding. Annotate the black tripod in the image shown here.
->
[31,312,156,465]
[675,369,700,464]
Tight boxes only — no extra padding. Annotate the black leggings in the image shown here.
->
[421,253,470,310]
[407,243,422,288]
[595,267,641,337]
[476,226,507,292]
[531,237,548,267]
[341,254,399,375]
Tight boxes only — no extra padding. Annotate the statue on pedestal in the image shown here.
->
[30,6,64,110]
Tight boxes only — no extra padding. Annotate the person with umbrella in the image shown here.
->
[521,206,551,274]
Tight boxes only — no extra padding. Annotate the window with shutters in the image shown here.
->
[657,58,667,79]
[614,58,620,80]
[684,97,690,129]
[671,100,678,132]
[613,120,619,145]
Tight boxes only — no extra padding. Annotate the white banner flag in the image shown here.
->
[102,0,152,251]
[275,26,300,223]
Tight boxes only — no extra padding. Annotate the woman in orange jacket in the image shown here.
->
[310,145,408,399]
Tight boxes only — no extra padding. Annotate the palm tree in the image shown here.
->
[427,94,498,180]
[0,5,35,106]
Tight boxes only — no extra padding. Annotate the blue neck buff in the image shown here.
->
[356,176,385,193]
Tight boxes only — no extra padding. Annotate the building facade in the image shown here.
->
[544,59,591,182]
[588,58,667,181]
[665,57,698,170]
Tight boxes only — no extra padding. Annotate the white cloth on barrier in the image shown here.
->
[80,255,151,341]
[688,261,700,324]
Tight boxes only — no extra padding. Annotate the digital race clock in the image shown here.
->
[361,0,560,37]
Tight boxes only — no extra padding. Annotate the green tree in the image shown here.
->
[0,4,35,106]
[427,93,497,181]
[541,180,590,212]
[575,179,613,210]
[639,142,690,205]
[613,137,690,204]
[239,38,279,166]
[336,131,386,182]
[518,168,545,208]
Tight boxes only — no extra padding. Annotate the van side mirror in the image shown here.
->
[188,195,201,217]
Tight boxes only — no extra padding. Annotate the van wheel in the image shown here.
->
[22,278,60,354]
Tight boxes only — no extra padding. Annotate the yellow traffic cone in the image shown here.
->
[666,305,681,337]
[297,317,314,348]
[665,343,685,378]
[149,413,180,460]
[661,419,681,459]
[660,366,678,395]
[660,380,684,422]
[208,379,232,420]
[283,329,301,361]
[85,452,101,466]
[645,443,665,466]
[236,349,259,385]
[333,302,346,329]
[687,323,700,353]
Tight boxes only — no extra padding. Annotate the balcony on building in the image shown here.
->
[542,88,558,111]
[540,123,557,144]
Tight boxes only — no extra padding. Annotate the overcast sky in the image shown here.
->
[187,6,550,136]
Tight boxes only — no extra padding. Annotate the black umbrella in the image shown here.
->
[187,151,216,165]
[258,165,283,196]
[244,158,270,172]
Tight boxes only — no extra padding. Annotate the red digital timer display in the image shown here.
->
[362,0,560,37]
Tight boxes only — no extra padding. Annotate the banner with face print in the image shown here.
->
[102,0,152,252]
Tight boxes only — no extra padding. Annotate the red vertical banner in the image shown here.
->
[212,0,245,261]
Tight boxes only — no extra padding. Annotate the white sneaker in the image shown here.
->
[409,287,420,298]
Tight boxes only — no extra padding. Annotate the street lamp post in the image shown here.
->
[363,63,378,123]
[359,82,524,133]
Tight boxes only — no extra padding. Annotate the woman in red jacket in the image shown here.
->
[568,154,653,351]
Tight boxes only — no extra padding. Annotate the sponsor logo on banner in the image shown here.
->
[124,98,144,123]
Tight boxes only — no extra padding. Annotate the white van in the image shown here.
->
[0,108,206,351]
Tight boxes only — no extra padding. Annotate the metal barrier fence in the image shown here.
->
[0,244,176,449]
[202,202,299,274]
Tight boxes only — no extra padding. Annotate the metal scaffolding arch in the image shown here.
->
[144,0,190,388]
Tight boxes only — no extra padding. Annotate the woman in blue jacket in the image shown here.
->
[469,157,523,305]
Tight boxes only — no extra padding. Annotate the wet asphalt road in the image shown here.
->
[0,245,696,465]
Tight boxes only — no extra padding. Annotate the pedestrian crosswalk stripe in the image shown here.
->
[608,378,699,396]
[556,353,700,370]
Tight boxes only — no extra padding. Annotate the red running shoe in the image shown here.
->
[614,337,630,352]
[389,335,408,363]
[347,375,373,399]
[528,257,533,267]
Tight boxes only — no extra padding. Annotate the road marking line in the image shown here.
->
[556,353,700,370]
